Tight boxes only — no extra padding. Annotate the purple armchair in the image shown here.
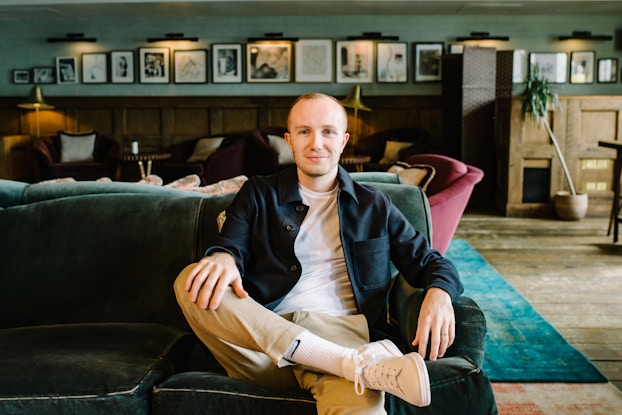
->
[246,126,291,176]
[403,154,484,255]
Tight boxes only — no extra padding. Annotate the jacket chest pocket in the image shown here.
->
[350,236,391,290]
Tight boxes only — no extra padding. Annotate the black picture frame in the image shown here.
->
[597,58,618,83]
[12,69,30,84]
[56,56,78,84]
[376,42,408,83]
[110,51,135,84]
[32,67,55,84]
[82,52,108,84]
[413,42,443,82]
[570,50,595,84]
[212,44,243,83]
[246,42,292,83]
[138,47,170,84]
[174,49,208,84]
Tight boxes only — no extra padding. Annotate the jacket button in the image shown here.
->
[286,225,294,232]
[296,205,305,212]
[290,265,298,272]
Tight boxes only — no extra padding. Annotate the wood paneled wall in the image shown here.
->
[0,95,443,154]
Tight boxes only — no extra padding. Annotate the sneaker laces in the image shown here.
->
[352,351,380,396]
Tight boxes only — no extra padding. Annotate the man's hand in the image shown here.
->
[184,252,248,310]
[411,287,455,360]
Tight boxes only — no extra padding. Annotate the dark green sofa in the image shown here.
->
[0,176,497,415]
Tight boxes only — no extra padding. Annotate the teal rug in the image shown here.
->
[446,239,607,383]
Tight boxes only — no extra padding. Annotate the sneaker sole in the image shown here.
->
[406,352,431,407]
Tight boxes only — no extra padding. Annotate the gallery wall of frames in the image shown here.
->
[9,39,619,87]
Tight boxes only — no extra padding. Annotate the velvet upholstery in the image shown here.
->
[404,154,484,255]
[158,134,247,186]
[355,127,442,171]
[0,177,495,414]
[32,133,120,181]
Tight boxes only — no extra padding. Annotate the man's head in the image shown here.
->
[285,93,350,191]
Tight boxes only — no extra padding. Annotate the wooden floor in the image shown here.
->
[454,207,622,391]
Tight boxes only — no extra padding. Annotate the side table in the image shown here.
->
[599,140,622,243]
[339,155,371,172]
[113,152,171,181]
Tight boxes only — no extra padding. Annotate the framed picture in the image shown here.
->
[246,42,292,82]
[174,49,207,83]
[336,40,374,83]
[212,44,242,83]
[597,59,618,83]
[295,39,333,83]
[513,49,528,83]
[32,67,55,84]
[376,42,407,83]
[12,69,30,84]
[56,56,78,84]
[413,43,443,82]
[570,51,595,84]
[110,51,135,83]
[529,52,568,83]
[82,53,108,83]
[139,47,170,83]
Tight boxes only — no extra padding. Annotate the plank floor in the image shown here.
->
[454,208,622,391]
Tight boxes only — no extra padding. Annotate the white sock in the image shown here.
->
[284,330,351,378]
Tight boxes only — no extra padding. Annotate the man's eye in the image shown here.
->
[324,129,336,135]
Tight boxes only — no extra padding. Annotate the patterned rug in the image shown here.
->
[445,239,607,383]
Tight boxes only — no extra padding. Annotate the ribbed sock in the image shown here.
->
[284,330,351,378]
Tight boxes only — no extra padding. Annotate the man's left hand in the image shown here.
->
[411,287,455,360]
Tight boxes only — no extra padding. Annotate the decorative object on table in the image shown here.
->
[295,39,333,83]
[376,42,407,83]
[56,56,78,84]
[597,58,618,83]
[110,51,135,83]
[212,44,242,83]
[570,50,595,84]
[412,42,443,82]
[138,47,170,83]
[17,85,55,138]
[528,52,568,84]
[131,140,139,155]
[335,40,374,83]
[520,66,588,220]
[246,42,292,83]
[81,52,108,84]
[174,49,207,84]
[340,84,371,150]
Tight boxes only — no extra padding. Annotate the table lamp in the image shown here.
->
[17,85,55,138]
[341,85,371,149]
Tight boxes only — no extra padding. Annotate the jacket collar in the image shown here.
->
[276,165,358,205]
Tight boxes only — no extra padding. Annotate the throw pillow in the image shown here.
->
[379,140,413,164]
[187,137,225,163]
[59,131,97,163]
[387,161,436,192]
[267,134,294,165]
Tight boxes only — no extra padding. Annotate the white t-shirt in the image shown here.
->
[273,184,357,316]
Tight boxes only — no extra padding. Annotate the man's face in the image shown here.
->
[285,96,349,181]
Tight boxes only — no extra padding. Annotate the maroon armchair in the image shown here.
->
[245,126,291,176]
[403,154,484,255]
[158,133,248,186]
[32,133,120,181]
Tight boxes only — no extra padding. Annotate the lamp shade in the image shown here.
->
[17,85,54,110]
[341,85,371,111]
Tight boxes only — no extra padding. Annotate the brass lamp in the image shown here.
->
[17,85,55,138]
[341,85,371,149]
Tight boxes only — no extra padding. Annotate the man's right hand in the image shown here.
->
[184,252,249,310]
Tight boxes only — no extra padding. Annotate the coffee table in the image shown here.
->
[113,152,171,180]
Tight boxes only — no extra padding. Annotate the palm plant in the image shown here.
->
[520,66,576,196]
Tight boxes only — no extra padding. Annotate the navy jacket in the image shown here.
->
[206,166,463,333]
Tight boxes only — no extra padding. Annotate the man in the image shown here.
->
[174,93,463,414]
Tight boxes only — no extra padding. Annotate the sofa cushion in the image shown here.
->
[59,131,97,162]
[187,137,225,162]
[267,134,294,165]
[387,162,436,192]
[0,323,195,415]
[379,140,413,164]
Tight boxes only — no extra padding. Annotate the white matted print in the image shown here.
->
[246,42,292,82]
[139,47,170,83]
[56,56,78,84]
[110,51,135,83]
[295,39,333,82]
[336,40,374,83]
[212,44,242,83]
[529,52,568,84]
[82,53,108,83]
[376,42,407,83]
[570,51,595,84]
[174,49,207,83]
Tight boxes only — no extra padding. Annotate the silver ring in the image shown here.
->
[442,333,448,336]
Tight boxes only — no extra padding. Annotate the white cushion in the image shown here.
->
[60,132,96,163]
[379,140,413,164]
[267,134,294,165]
[187,137,225,162]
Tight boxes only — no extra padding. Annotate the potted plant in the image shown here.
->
[520,66,588,220]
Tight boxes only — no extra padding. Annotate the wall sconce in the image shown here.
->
[341,85,371,149]
[147,33,198,42]
[47,33,97,43]
[456,32,510,42]
[558,31,613,41]
[247,32,299,42]
[17,85,55,138]
[347,32,399,41]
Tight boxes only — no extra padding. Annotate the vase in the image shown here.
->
[554,191,588,220]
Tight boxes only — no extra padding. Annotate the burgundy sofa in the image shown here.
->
[404,154,484,255]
